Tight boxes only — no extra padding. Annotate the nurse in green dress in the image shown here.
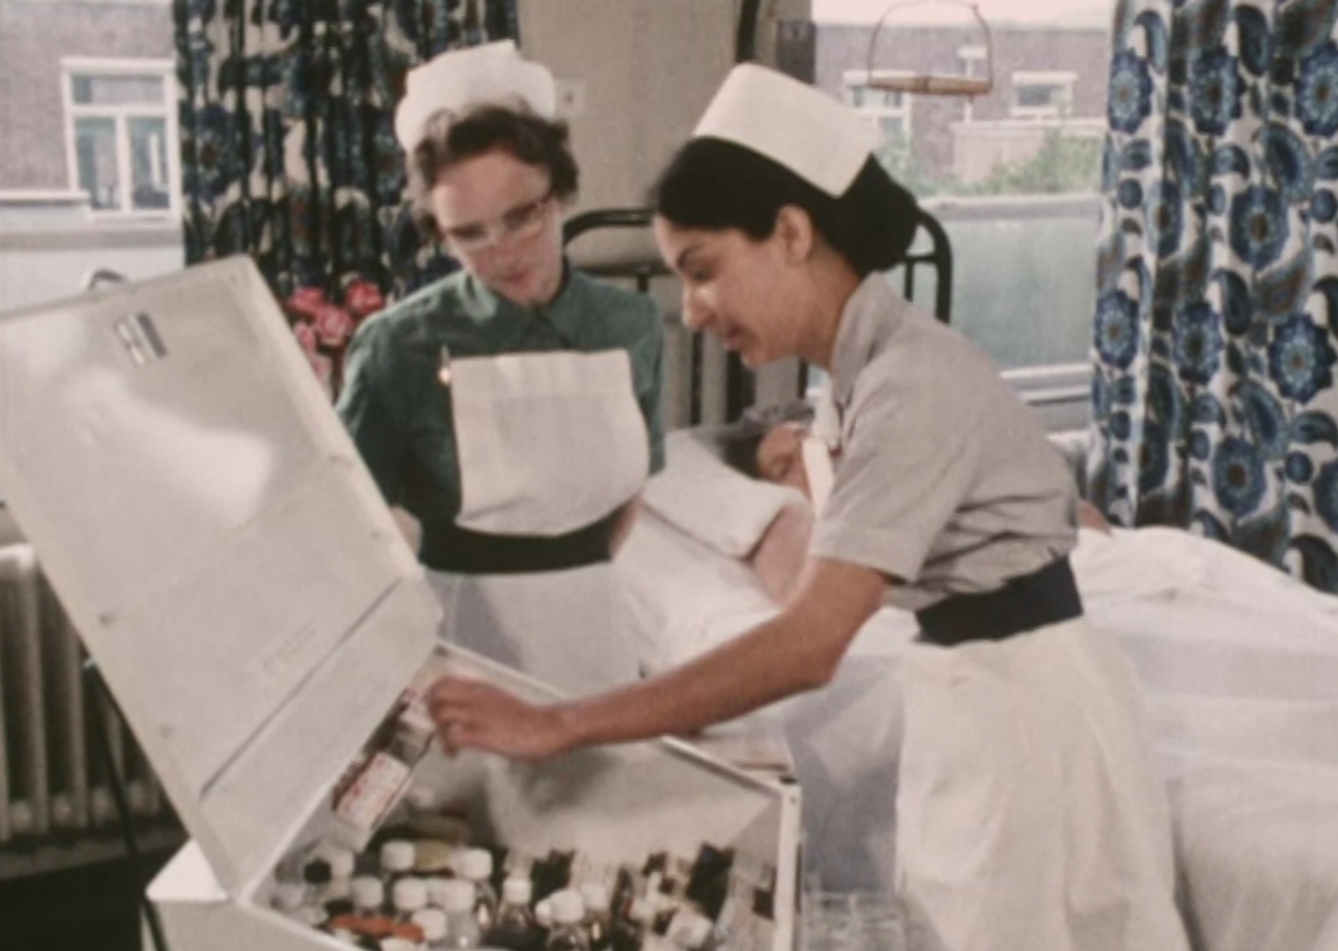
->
[336,42,665,695]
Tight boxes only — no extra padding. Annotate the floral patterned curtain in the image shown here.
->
[1088,0,1338,591]
[173,0,518,398]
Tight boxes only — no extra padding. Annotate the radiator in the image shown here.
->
[0,542,170,853]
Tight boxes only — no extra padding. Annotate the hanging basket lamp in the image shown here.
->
[864,0,994,98]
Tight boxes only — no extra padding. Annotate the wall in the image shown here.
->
[0,0,173,191]
[516,0,812,415]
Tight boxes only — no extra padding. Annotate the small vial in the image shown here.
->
[290,904,329,930]
[441,878,484,950]
[324,845,358,900]
[664,910,714,951]
[382,840,418,885]
[303,857,334,906]
[413,907,449,950]
[271,881,307,917]
[457,848,499,935]
[491,875,540,951]
[579,883,613,951]
[393,877,430,923]
[353,875,387,916]
[426,876,456,911]
[611,896,651,951]
[545,889,590,951]
[535,895,555,950]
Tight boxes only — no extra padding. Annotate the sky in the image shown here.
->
[812,0,1112,28]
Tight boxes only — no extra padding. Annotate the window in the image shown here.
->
[842,70,911,146]
[1011,71,1077,120]
[62,58,178,215]
[815,0,1113,432]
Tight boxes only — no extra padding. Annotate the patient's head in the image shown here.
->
[734,406,1115,535]
[720,401,817,490]
[755,421,811,498]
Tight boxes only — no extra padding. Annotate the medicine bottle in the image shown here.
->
[579,883,613,951]
[610,896,651,951]
[544,889,590,951]
[457,847,499,935]
[491,874,540,951]
[413,906,450,950]
[382,840,418,886]
[303,857,333,907]
[270,881,307,917]
[322,845,357,902]
[351,874,386,916]
[441,878,484,950]
[393,877,430,925]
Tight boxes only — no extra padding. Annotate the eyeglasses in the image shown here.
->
[440,189,556,254]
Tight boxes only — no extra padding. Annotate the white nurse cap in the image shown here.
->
[394,40,557,152]
[693,63,879,197]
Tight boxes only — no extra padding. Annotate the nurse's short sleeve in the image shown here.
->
[810,363,980,583]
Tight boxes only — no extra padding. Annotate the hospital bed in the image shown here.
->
[615,428,1338,951]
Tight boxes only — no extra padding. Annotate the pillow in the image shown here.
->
[642,430,807,558]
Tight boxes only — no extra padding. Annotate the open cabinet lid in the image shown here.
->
[0,257,442,895]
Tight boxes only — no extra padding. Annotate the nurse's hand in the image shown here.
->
[427,676,571,762]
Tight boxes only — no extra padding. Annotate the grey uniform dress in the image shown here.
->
[809,275,1189,951]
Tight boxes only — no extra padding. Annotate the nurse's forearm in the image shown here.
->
[554,558,885,748]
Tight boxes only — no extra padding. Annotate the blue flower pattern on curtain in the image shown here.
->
[1089,0,1338,591]
[173,0,518,396]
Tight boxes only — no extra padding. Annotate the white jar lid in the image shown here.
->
[550,889,585,925]
[502,875,533,904]
[579,882,610,912]
[441,878,478,913]
[381,839,417,873]
[459,847,493,881]
[351,875,385,909]
[393,876,429,912]
[320,845,357,880]
[270,881,306,913]
[412,907,449,941]
[291,905,330,928]
[426,876,455,909]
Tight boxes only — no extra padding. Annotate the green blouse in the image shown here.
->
[336,265,666,546]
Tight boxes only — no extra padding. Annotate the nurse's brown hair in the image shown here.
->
[406,104,579,238]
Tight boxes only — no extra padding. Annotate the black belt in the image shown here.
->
[915,556,1083,647]
[420,511,617,574]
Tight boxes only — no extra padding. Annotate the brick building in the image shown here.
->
[815,21,1111,185]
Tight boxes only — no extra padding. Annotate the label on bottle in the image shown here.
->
[333,751,411,831]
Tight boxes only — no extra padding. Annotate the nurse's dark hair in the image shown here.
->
[406,104,579,237]
[650,137,918,276]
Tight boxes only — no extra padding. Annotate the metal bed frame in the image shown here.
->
[562,205,954,422]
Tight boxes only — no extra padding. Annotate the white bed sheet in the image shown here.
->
[615,514,1338,951]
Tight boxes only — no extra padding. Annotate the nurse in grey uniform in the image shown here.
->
[426,64,1190,951]
[337,43,664,696]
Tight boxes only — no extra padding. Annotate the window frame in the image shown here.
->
[841,69,913,145]
[61,56,180,219]
[1009,70,1078,120]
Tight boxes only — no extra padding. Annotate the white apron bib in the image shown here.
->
[429,350,649,696]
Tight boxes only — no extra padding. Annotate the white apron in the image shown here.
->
[893,618,1191,951]
[428,350,649,696]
